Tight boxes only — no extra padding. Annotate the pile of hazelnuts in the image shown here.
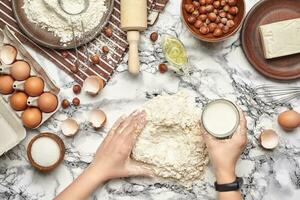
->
[184,0,239,37]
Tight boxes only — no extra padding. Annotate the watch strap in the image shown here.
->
[214,177,243,192]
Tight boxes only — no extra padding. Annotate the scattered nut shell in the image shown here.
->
[260,129,279,150]
[0,45,17,64]
[89,109,107,129]
[104,27,113,37]
[61,99,70,109]
[61,51,69,58]
[158,63,168,73]
[61,118,79,137]
[83,75,104,96]
[102,46,109,54]
[73,84,81,94]
[72,97,80,106]
[70,64,79,73]
[90,54,100,64]
[150,32,158,42]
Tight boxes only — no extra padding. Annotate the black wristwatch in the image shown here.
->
[214,177,243,192]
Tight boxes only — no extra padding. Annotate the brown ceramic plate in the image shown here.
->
[12,0,114,50]
[181,0,245,42]
[241,0,300,80]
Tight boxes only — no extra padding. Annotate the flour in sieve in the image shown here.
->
[23,0,107,43]
[132,91,209,185]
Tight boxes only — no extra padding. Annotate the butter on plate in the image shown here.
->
[259,18,300,59]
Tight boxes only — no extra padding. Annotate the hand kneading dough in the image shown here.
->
[132,91,209,185]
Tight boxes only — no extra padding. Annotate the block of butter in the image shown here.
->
[259,18,300,59]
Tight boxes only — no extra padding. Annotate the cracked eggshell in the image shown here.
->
[89,109,106,129]
[83,75,104,96]
[61,118,79,137]
[259,129,279,150]
[0,44,17,64]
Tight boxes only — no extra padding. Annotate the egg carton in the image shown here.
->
[0,26,60,155]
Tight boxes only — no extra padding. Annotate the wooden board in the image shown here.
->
[12,0,114,49]
[241,0,300,80]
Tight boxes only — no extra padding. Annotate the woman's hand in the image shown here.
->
[201,109,248,184]
[55,110,152,200]
[89,110,153,182]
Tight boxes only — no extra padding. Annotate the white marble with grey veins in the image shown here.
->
[1,0,300,199]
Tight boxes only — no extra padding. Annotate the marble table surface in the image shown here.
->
[1,0,300,199]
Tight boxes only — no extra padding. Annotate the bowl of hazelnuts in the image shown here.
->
[182,0,245,42]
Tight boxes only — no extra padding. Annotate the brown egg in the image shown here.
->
[24,77,44,97]
[10,92,28,111]
[10,61,31,81]
[21,108,42,128]
[278,110,300,130]
[38,92,58,113]
[0,75,14,95]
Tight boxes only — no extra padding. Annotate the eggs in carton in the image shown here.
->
[0,26,60,155]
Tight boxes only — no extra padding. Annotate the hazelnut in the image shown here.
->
[206,5,214,12]
[194,20,203,29]
[61,99,70,109]
[228,0,237,6]
[199,26,209,35]
[199,0,206,6]
[61,51,69,58]
[218,23,224,29]
[205,18,211,25]
[102,46,109,54]
[73,84,81,94]
[227,13,234,20]
[227,20,235,28]
[90,54,100,64]
[192,10,200,17]
[219,11,226,18]
[150,32,158,42]
[205,0,214,4]
[208,23,218,33]
[223,5,230,12]
[213,28,223,37]
[70,64,79,74]
[222,25,230,33]
[192,1,200,9]
[221,17,228,24]
[208,12,217,22]
[187,16,197,24]
[199,6,207,14]
[104,27,113,37]
[220,0,226,6]
[72,97,80,106]
[198,14,207,21]
[213,1,221,9]
[184,4,195,13]
[229,6,239,15]
[158,63,168,73]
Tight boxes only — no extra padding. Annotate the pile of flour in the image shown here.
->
[23,0,107,43]
[132,91,209,185]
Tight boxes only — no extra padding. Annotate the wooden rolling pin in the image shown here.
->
[121,0,147,74]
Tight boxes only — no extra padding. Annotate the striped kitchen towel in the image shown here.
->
[0,0,169,85]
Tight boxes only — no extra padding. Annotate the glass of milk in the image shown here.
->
[201,99,240,139]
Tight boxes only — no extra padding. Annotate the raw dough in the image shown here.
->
[132,91,209,185]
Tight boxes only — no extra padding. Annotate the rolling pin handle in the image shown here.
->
[127,31,140,75]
